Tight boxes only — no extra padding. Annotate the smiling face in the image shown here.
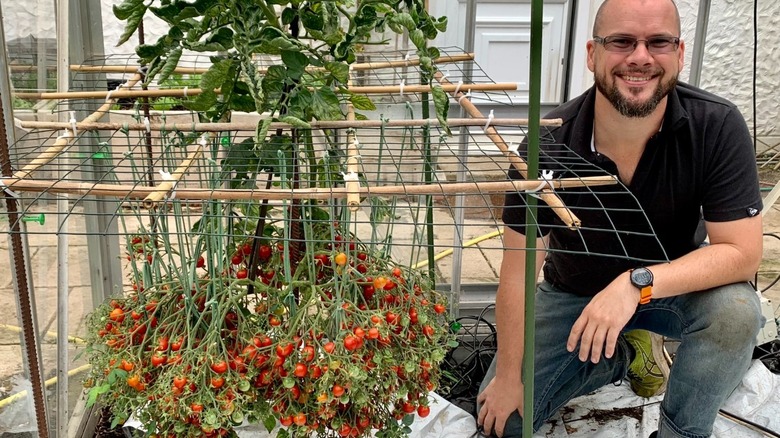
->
[587,0,685,118]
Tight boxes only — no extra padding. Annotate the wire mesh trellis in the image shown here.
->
[0,49,668,437]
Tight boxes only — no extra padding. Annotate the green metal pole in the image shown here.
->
[523,0,544,436]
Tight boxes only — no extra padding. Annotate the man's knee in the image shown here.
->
[700,283,762,348]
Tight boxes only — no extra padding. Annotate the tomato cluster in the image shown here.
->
[85,224,454,437]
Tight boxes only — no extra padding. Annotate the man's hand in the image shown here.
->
[477,376,524,437]
[566,272,638,363]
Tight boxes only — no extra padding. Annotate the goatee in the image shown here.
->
[595,71,678,118]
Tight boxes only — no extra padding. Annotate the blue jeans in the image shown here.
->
[477,281,763,438]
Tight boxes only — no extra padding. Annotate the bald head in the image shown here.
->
[593,0,681,37]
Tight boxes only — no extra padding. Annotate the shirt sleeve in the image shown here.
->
[701,106,762,222]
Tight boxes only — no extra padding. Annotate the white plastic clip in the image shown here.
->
[399,79,405,97]
[143,117,151,134]
[182,86,188,98]
[341,171,360,182]
[484,110,495,131]
[69,111,78,137]
[123,151,133,158]
[0,180,20,198]
[404,51,412,66]
[198,134,208,147]
[440,69,449,82]
[159,170,177,200]
[454,80,463,96]
[458,89,472,104]
[529,170,555,199]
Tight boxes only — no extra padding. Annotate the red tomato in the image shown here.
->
[191,403,204,413]
[434,303,446,314]
[280,415,293,427]
[236,269,248,279]
[323,341,336,354]
[258,245,272,262]
[367,327,380,339]
[276,343,293,358]
[109,308,125,323]
[210,360,228,374]
[344,335,360,351]
[402,401,416,414]
[173,376,187,389]
[293,413,306,426]
[120,359,134,372]
[151,354,167,367]
[302,345,315,362]
[196,256,205,268]
[417,405,430,418]
[210,376,225,389]
[332,384,345,397]
[423,325,435,337]
[294,363,307,378]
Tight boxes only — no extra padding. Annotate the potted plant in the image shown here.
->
[82,1,456,437]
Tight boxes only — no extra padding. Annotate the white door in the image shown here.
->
[430,0,571,106]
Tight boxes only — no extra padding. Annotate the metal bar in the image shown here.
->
[0,3,50,435]
[523,0,544,436]
[688,0,711,87]
[56,0,71,434]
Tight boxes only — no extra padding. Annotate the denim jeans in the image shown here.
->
[477,280,763,438]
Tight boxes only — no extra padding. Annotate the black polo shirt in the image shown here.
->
[502,82,762,296]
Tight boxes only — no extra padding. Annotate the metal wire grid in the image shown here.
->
[3,117,666,264]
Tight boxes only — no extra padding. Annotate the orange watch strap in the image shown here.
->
[638,286,652,305]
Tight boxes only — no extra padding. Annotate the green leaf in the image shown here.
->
[300,7,324,32]
[432,85,451,135]
[263,414,276,433]
[348,93,376,111]
[325,61,350,84]
[157,47,182,84]
[115,1,148,46]
[311,86,343,120]
[279,115,311,129]
[394,12,416,31]
[402,414,415,426]
[281,50,309,79]
[86,384,110,407]
[410,28,426,50]
[113,0,143,20]
[435,16,449,32]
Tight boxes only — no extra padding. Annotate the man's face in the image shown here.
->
[587,0,685,118]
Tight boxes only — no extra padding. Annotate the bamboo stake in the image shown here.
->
[13,73,144,180]
[142,144,204,208]
[13,82,516,101]
[0,176,617,202]
[67,53,475,75]
[19,117,563,133]
[434,71,582,228]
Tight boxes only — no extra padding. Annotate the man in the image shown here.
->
[476,0,764,437]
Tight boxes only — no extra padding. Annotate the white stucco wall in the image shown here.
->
[1,0,778,137]
[677,0,779,137]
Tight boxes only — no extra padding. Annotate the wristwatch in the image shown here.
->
[629,267,654,305]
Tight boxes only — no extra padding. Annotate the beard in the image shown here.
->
[595,70,678,118]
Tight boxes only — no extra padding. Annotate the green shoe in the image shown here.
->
[624,329,670,398]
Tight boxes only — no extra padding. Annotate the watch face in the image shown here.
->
[631,268,653,287]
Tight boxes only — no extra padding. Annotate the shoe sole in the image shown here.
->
[650,333,671,397]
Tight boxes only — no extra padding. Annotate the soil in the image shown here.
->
[93,407,127,438]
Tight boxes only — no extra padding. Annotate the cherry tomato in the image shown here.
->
[191,403,204,413]
[293,412,306,426]
[210,360,228,374]
[203,377,222,390]
[120,359,134,372]
[151,354,167,367]
[332,384,345,397]
[367,327,380,339]
[109,308,125,323]
[434,303,447,314]
[276,343,293,358]
[258,245,272,262]
[294,363,307,378]
[323,341,336,354]
[236,269,248,279]
[334,252,348,266]
[417,405,430,418]
[422,325,435,337]
[196,256,206,268]
[173,376,187,389]
[231,253,243,265]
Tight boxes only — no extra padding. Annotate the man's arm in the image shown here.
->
[567,215,762,363]
[477,226,547,437]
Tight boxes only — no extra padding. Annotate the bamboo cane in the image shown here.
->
[67,53,475,75]
[434,71,582,228]
[0,176,617,201]
[19,117,563,133]
[142,145,204,208]
[13,73,144,180]
[13,82,516,101]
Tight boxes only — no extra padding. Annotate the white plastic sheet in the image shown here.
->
[128,361,780,438]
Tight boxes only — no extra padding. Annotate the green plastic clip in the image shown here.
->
[22,214,45,225]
